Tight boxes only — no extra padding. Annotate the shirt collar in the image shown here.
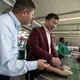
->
[43,25,50,33]
[8,11,21,30]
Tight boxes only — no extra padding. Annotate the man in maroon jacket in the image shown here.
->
[26,13,61,80]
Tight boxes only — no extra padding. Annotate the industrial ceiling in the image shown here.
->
[0,0,80,46]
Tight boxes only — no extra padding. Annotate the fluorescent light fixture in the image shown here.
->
[59,17,80,21]
[52,31,80,33]
[52,31,70,33]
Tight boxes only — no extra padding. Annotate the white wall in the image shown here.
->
[33,0,80,17]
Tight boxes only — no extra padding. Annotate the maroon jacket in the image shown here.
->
[27,27,58,62]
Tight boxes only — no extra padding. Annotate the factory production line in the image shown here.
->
[34,54,80,80]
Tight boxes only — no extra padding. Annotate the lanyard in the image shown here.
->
[8,12,16,27]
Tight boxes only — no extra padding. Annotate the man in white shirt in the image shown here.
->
[0,0,49,80]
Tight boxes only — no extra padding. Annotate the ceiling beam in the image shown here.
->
[36,10,80,19]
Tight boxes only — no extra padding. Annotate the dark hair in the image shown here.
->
[59,37,64,42]
[13,0,35,13]
[45,13,59,20]
[65,41,68,45]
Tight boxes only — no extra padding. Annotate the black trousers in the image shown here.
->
[25,70,44,80]
[25,70,39,80]
[0,74,10,80]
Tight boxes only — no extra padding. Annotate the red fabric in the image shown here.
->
[78,47,80,52]
[27,27,58,62]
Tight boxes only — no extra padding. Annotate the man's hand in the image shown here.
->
[51,57,61,67]
[37,59,49,70]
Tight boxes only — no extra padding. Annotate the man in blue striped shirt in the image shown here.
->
[0,0,49,80]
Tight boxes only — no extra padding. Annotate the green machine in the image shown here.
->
[36,56,80,80]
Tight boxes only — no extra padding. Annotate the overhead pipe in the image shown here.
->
[33,17,42,27]
[12,0,16,3]
[36,10,80,19]
[33,20,42,27]
[1,0,14,7]
[22,26,32,31]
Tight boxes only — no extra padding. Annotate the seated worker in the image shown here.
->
[26,13,73,80]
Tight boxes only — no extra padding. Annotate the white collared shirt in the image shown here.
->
[43,25,51,54]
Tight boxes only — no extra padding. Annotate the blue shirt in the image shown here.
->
[0,11,37,76]
[65,45,70,55]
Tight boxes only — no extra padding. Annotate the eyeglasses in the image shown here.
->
[50,21,57,25]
